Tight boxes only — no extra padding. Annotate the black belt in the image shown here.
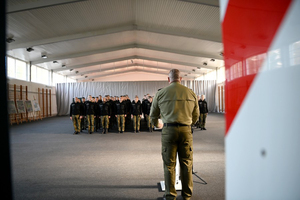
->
[164,123,190,127]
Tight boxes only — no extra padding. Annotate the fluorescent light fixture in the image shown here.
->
[26,47,34,52]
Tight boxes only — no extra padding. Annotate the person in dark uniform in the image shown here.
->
[199,94,208,130]
[115,95,127,133]
[125,95,131,128]
[80,97,87,131]
[70,97,83,135]
[85,96,97,134]
[96,95,103,131]
[142,95,149,122]
[99,97,111,134]
[131,95,142,133]
[150,69,199,200]
[143,96,153,132]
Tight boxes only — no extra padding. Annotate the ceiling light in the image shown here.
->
[70,69,73,71]
[203,62,207,66]
[85,76,88,78]
[197,67,201,69]
[75,71,79,74]
[53,61,58,64]
[62,64,66,67]
[184,74,187,76]
[41,53,47,58]
[26,47,34,52]
[6,37,15,43]
[210,59,215,62]
[192,69,195,72]
[92,79,94,81]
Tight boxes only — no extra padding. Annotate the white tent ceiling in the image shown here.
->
[6,0,224,82]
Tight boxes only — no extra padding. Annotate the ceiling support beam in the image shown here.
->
[178,0,219,7]
[32,43,222,65]
[8,24,221,50]
[7,0,87,14]
[68,63,203,78]
[77,69,169,81]
[52,56,136,72]
[53,55,215,72]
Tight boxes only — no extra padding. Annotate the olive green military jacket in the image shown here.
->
[150,82,199,127]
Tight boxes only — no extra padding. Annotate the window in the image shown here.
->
[6,57,27,81]
[7,57,15,78]
[217,67,225,83]
[67,77,76,83]
[205,70,216,80]
[53,73,66,85]
[31,65,37,82]
[31,65,49,85]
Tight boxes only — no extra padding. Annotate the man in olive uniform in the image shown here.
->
[85,96,97,134]
[115,96,127,133]
[131,95,142,133]
[143,96,153,132]
[80,97,87,131]
[150,69,199,200]
[70,97,83,135]
[125,95,131,128]
[199,94,208,130]
[96,95,103,131]
[99,97,111,134]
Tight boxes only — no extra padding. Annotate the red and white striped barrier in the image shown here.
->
[221,0,300,199]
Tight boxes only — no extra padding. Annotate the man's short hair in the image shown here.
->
[168,69,181,82]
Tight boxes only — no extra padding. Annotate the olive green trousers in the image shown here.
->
[101,115,109,129]
[200,113,208,128]
[72,115,81,132]
[86,115,94,132]
[145,114,153,128]
[161,126,193,200]
[132,115,141,131]
[116,114,125,132]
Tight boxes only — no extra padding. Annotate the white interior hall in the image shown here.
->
[6,0,225,82]
[5,1,226,200]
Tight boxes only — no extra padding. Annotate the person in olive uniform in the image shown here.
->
[96,95,103,131]
[143,96,153,132]
[85,96,97,134]
[199,94,208,130]
[99,97,111,134]
[150,69,199,200]
[70,97,83,134]
[125,95,131,127]
[80,97,87,131]
[115,96,127,133]
[131,95,142,133]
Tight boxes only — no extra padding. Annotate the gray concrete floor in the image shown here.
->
[10,113,225,200]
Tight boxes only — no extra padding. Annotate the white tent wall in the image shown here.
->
[56,80,216,116]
